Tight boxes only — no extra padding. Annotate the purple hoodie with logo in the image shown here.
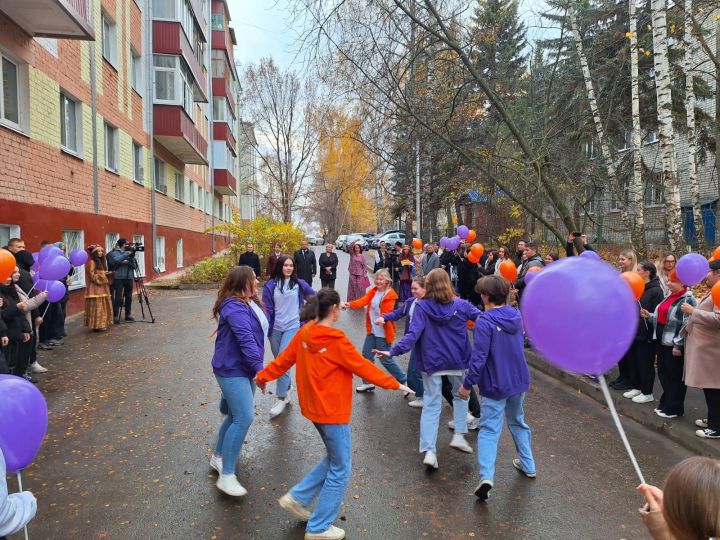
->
[211,298,266,378]
[389,298,482,374]
[463,305,530,400]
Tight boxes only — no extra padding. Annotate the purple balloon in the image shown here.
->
[45,280,66,303]
[524,270,539,285]
[457,225,469,239]
[68,248,88,267]
[579,250,600,260]
[675,253,710,286]
[521,257,638,375]
[38,245,62,263]
[39,254,71,281]
[0,374,48,473]
[439,237,448,249]
[447,237,461,251]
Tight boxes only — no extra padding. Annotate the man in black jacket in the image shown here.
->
[238,244,261,277]
[293,240,316,285]
[513,242,544,301]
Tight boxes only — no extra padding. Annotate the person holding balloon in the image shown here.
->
[1,270,32,378]
[457,246,482,306]
[640,271,697,415]
[12,267,49,381]
[0,447,37,539]
[680,257,720,439]
[83,245,113,332]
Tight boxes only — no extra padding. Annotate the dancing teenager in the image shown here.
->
[262,255,315,418]
[376,269,482,468]
[256,289,411,540]
[210,266,268,497]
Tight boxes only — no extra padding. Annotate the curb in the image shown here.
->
[525,350,720,457]
[147,282,219,290]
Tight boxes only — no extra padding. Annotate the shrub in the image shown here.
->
[181,255,235,284]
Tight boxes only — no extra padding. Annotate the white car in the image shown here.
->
[306,234,325,246]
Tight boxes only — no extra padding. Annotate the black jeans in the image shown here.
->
[442,376,481,418]
[320,279,336,290]
[616,346,635,384]
[0,349,8,374]
[704,388,720,431]
[112,279,134,318]
[657,344,686,416]
[632,340,657,395]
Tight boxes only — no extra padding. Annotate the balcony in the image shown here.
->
[214,169,237,196]
[213,122,236,150]
[153,21,207,102]
[0,0,94,40]
[154,105,208,165]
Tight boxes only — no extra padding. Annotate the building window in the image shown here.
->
[60,92,82,156]
[211,13,224,31]
[102,13,117,67]
[131,49,142,93]
[205,191,210,214]
[174,172,185,202]
[155,235,166,272]
[105,232,119,253]
[154,158,166,192]
[644,174,665,206]
[197,185,203,211]
[133,142,144,183]
[189,180,196,207]
[212,97,227,122]
[153,55,194,117]
[176,238,184,268]
[1,54,20,127]
[645,130,658,144]
[582,139,595,159]
[0,224,20,248]
[611,180,629,211]
[133,234,146,277]
[152,0,176,18]
[617,129,632,152]
[62,230,86,290]
[104,123,119,172]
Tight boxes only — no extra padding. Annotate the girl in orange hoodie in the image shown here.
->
[255,289,411,540]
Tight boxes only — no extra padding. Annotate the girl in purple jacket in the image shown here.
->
[210,266,268,497]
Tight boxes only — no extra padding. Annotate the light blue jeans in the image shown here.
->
[361,334,406,384]
[420,372,468,453]
[214,375,256,475]
[290,423,352,534]
[477,393,535,481]
[269,325,299,398]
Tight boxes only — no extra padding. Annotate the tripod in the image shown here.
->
[117,257,155,323]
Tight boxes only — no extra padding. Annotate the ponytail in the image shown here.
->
[300,288,340,322]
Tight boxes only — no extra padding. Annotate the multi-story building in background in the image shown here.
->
[0,0,250,314]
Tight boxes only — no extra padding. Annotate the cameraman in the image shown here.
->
[107,239,135,323]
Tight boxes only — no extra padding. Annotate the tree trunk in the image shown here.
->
[651,0,683,252]
[684,0,705,250]
[569,5,635,248]
[629,0,647,258]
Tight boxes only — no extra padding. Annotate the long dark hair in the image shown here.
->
[271,254,298,292]
[212,266,261,319]
[300,288,340,322]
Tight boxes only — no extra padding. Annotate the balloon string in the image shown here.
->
[41,304,50,319]
[598,374,646,484]
[17,471,29,540]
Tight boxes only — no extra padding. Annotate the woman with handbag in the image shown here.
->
[346,243,368,301]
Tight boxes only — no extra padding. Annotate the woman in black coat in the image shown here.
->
[457,247,482,306]
[318,244,339,289]
[1,268,32,376]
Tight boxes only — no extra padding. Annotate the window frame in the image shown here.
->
[0,50,28,132]
[189,180,196,207]
[0,224,21,248]
[154,158,167,192]
[155,235,166,273]
[105,232,119,253]
[102,12,118,67]
[132,141,144,184]
[131,48,143,94]
[133,234,146,277]
[174,171,185,202]
[176,238,184,268]
[60,91,83,157]
[104,122,119,173]
[62,229,86,291]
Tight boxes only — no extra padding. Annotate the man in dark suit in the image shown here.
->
[293,240,316,285]
[238,244,261,277]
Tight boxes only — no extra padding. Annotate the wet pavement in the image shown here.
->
[13,247,695,540]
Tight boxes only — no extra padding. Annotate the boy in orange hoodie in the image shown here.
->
[256,289,411,540]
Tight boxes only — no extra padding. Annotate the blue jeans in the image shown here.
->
[420,373,468,453]
[361,334,406,384]
[290,423,352,534]
[407,350,423,397]
[269,325,299,398]
[477,393,535,481]
[214,375,256,475]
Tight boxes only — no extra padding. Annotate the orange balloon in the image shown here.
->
[412,238,423,250]
[713,246,720,260]
[466,230,477,243]
[0,248,15,283]
[526,266,542,274]
[621,271,644,300]
[467,252,480,264]
[470,243,484,258]
[712,280,720,308]
[499,260,518,282]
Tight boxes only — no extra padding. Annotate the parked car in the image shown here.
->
[306,233,325,246]
[335,235,348,251]
[345,233,369,252]
[373,231,406,249]
[370,230,405,249]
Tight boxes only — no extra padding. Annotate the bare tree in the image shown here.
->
[240,58,321,223]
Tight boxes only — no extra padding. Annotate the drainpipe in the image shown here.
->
[147,0,159,273]
[90,39,99,214]
[207,0,216,254]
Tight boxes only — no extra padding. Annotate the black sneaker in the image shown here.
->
[125,316,135,322]
[696,428,720,439]
[610,380,632,391]
[474,479,493,501]
[23,373,39,384]
[113,316,120,324]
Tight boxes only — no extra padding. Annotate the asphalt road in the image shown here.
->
[13,246,693,540]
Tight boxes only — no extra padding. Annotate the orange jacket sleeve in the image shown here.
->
[256,332,299,384]
[333,335,400,390]
[348,290,373,310]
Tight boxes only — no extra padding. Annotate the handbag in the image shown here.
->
[362,274,371,288]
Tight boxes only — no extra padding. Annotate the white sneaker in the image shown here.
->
[632,393,654,404]
[623,389,642,399]
[216,474,247,497]
[467,416,481,430]
[655,411,678,419]
[304,525,346,540]
[209,454,222,474]
[270,399,289,419]
[696,419,709,428]
[355,383,375,393]
[448,412,476,430]
[278,492,311,521]
[407,398,424,408]
[423,450,438,469]
[30,361,48,374]
[450,433,473,453]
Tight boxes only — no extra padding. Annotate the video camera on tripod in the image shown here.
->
[125,242,145,255]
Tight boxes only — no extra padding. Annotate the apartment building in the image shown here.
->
[0,0,248,314]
